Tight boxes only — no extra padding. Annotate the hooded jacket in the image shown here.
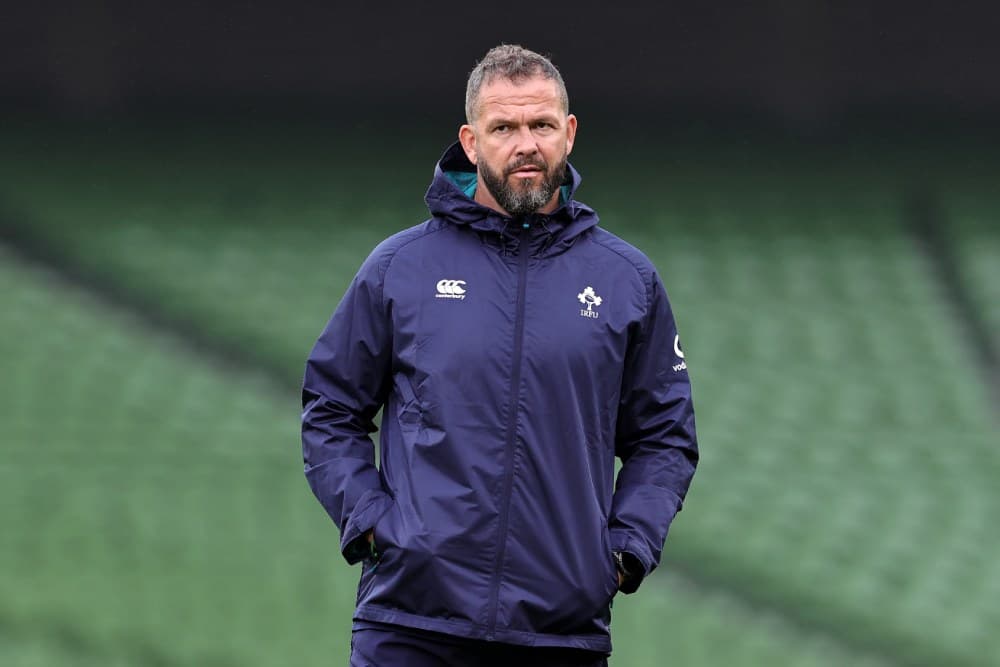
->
[302,142,698,653]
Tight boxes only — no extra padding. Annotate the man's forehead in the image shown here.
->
[478,76,564,114]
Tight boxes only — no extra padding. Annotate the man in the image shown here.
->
[302,44,698,666]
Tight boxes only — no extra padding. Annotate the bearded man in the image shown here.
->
[302,44,699,667]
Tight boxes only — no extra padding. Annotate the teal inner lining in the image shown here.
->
[447,171,478,198]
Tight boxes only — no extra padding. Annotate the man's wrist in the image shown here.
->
[366,530,379,560]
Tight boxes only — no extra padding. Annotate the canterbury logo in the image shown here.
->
[436,279,467,300]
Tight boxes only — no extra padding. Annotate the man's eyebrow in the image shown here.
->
[486,113,560,125]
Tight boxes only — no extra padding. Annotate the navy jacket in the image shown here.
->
[302,142,698,652]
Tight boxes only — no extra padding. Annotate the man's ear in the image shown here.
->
[565,114,578,156]
[459,125,477,165]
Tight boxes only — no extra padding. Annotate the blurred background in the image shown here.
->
[2,2,998,665]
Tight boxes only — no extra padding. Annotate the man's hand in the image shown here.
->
[366,530,374,545]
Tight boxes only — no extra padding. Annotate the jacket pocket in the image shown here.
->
[356,499,400,605]
[600,526,620,605]
[370,499,399,565]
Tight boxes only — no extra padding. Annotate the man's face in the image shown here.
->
[459,76,577,217]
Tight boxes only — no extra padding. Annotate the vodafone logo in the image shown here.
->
[436,279,467,300]
[672,334,687,372]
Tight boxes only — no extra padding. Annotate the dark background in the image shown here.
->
[5,1,999,130]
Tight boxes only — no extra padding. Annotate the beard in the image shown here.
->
[479,153,568,217]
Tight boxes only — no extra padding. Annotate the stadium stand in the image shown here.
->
[1,123,996,666]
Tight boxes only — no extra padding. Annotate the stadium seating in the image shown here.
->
[1,122,996,666]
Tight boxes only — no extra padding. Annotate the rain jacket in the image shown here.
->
[301,142,698,653]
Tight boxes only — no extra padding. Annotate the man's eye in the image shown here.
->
[493,125,510,133]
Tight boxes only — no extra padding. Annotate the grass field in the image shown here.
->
[1,118,997,666]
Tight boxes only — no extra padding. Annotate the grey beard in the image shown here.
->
[479,156,567,217]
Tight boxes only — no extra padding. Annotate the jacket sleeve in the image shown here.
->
[301,247,395,565]
[609,270,698,593]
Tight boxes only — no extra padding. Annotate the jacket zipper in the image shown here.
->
[486,223,530,640]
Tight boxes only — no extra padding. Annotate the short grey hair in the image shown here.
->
[465,45,569,123]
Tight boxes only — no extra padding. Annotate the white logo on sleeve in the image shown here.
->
[577,286,602,319]
[673,335,687,372]
[436,279,467,300]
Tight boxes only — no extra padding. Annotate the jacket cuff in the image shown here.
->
[340,490,393,565]
[609,530,654,594]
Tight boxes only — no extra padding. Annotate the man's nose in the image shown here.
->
[513,125,539,156]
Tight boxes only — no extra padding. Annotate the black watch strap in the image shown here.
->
[613,550,642,593]
[613,551,630,577]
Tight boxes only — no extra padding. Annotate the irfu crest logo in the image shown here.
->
[577,286,602,319]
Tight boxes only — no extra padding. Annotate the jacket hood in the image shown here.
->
[424,141,599,257]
